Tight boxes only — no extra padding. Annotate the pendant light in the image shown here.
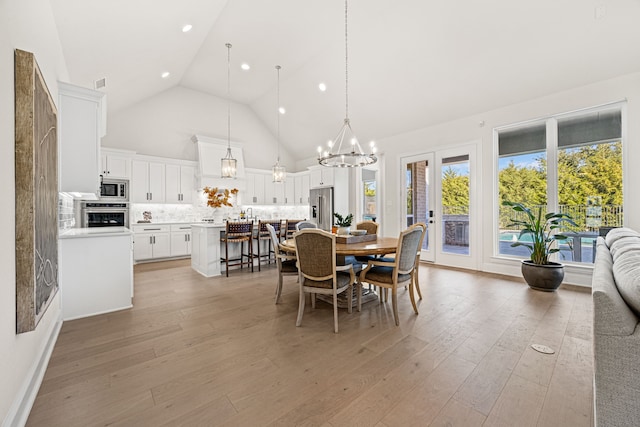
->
[272,65,286,183]
[221,42,237,178]
[317,0,377,168]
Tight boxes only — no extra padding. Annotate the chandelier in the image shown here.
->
[272,65,286,182]
[221,42,237,179]
[317,0,377,168]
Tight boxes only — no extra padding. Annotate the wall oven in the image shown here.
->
[100,178,129,201]
[80,202,130,228]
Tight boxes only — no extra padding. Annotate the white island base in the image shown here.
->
[191,223,225,277]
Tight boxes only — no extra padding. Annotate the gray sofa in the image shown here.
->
[592,227,640,426]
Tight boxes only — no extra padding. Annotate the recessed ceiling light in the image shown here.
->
[241,63,251,71]
[278,107,286,115]
[161,71,170,79]
[318,83,327,92]
[182,24,193,32]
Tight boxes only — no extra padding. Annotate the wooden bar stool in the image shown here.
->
[220,221,254,277]
[253,220,281,271]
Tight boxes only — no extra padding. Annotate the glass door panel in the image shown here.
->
[402,153,434,262]
[440,154,470,255]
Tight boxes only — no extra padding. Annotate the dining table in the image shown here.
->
[280,235,399,308]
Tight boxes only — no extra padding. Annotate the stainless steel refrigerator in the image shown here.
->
[309,187,334,231]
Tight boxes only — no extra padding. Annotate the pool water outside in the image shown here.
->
[499,231,595,264]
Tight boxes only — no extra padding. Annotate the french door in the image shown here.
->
[401,143,478,269]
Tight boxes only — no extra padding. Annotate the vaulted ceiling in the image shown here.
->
[51,0,640,161]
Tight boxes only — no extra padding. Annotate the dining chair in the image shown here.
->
[359,223,424,326]
[253,219,282,271]
[220,221,254,277]
[413,223,427,299]
[356,220,378,235]
[294,229,359,333]
[266,223,298,304]
[284,219,305,239]
[295,221,317,231]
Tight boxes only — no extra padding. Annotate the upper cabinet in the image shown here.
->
[132,159,165,203]
[100,148,132,180]
[58,82,106,194]
[309,167,334,188]
[165,163,195,204]
[244,170,266,205]
[294,172,310,205]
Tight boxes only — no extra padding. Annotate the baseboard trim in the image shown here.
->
[4,315,62,427]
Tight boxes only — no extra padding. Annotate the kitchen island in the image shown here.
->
[59,227,134,320]
[190,223,225,277]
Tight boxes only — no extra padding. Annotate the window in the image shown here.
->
[497,105,623,264]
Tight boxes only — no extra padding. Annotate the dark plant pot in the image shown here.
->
[521,260,564,292]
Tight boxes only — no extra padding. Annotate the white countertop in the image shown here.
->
[59,227,133,239]
[190,223,226,228]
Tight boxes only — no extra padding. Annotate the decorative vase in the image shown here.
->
[337,226,351,235]
[521,260,564,292]
[212,209,224,224]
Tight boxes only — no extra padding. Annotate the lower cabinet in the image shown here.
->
[132,225,171,261]
[132,223,192,261]
[170,224,192,257]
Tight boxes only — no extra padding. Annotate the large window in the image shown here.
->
[497,106,623,264]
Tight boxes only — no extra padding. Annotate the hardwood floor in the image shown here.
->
[27,260,593,426]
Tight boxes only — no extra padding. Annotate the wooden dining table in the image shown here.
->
[280,236,398,256]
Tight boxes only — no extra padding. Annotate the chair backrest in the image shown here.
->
[259,219,281,234]
[356,220,378,235]
[226,220,253,237]
[295,221,317,231]
[396,224,425,274]
[266,223,283,258]
[294,229,335,280]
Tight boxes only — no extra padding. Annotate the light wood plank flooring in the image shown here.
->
[27,260,594,426]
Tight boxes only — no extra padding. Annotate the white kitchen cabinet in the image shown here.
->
[284,179,295,205]
[170,224,192,257]
[309,167,334,188]
[100,149,131,179]
[58,82,105,194]
[165,164,195,204]
[245,171,266,205]
[265,179,285,204]
[132,160,165,203]
[132,224,171,261]
[294,172,310,205]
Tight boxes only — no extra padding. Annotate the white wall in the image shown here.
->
[379,72,640,286]
[101,85,297,171]
[0,0,68,424]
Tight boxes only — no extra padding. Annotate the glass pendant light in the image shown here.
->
[221,42,237,178]
[272,65,286,183]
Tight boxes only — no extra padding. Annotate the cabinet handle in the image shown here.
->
[253,196,257,203]
[149,192,152,200]
[273,197,277,204]
[144,228,161,231]
[184,234,187,242]
[149,236,152,244]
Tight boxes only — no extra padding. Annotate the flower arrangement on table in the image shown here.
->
[203,187,238,208]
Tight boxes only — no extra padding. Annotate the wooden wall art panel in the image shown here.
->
[15,49,59,334]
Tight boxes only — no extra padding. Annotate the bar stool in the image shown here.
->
[253,220,281,271]
[284,219,305,240]
[220,221,254,277]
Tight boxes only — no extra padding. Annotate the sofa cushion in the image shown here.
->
[612,247,640,317]
[605,227,640,248]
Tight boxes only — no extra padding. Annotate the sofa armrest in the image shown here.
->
[592,238,639,336]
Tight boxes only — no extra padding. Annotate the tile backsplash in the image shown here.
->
[58,192,76,231]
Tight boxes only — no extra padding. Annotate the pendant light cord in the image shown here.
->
[344,0,349,121]
[276,65,281,163]
[226,43,231,150]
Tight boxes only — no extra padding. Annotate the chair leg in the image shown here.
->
[392,287,399,326]
[347,284,353,314]
[225,240,229,277]
[296,286,305,327]
[275,272,283,304]
[356,280,362,312]
[249,239,254,272]
[414,265,422,300]
[409,277,419,315]
[333,292,339,333]
[256,238,261,271]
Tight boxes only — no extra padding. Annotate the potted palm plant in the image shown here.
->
[503,201,577,291]
[333,212,353,235]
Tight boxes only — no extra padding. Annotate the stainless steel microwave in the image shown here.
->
[100,178,129,201]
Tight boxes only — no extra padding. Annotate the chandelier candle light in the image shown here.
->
[273,65,286,182]
[317,0,377,168]
[221,42,237,178]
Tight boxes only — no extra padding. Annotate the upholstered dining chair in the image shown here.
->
[266,224,298,304]
[220,221,254,277]
[356,220,378,235]
[294,229,359,333]
[295,221,317,231]
[359,223,424,326]
[413,223,427,299]
[284,219,305,239]
[253,220,282,271]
